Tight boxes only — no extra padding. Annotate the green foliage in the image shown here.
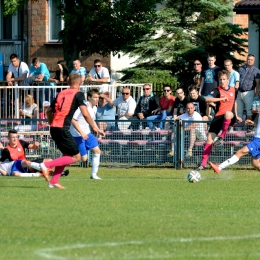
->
[120,68,178,88]
[123,0,248,87]
[4,0,160,68]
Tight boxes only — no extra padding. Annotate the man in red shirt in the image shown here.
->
[40,73,103,189]
[195,70,242,171]
[146,85,175,130]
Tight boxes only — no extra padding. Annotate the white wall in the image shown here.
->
[248,19,259,68]
[110,52,137,82]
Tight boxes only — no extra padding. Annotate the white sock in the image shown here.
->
[91,154,100,177]
[30,162,41,171]
[219,155,239,170]
[20,173,41,177]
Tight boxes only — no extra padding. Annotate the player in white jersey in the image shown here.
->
[0,159,47,178]
[209,113,260,174]
[70,88,103,180]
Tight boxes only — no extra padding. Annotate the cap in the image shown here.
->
[43,101,50,107]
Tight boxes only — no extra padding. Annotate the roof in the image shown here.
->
[234,0,260,14]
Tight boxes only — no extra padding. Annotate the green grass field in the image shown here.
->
[1,167,260,260]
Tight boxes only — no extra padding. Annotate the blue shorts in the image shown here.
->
[247,137,260,158]
[10,160,29,176]
[73,133,99,157]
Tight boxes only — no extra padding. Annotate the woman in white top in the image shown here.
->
[15,95,38,132]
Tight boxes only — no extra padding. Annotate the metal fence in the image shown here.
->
[0,83,146,118]
[0,118,254,169]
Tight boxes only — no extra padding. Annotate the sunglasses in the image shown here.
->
[94,65,101,68]
[143,88,150,90]
[164,89,171,92]
[122,93,130,95]
[194,63,201,65]
[248,54,255,57]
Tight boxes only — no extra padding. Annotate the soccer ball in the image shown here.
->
[187,170,201,183]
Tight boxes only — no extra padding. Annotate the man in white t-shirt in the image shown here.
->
[180,102,206,157]
[113,87,136,130]
[70,88,104,180]
[6,53,29,86]
[86,59,110,83]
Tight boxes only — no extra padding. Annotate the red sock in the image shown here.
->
[50,166,65,185]
[220,119,231,138]
[201,143,213,167]
[44,156,73,169]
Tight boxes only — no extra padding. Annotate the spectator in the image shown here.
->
[6,53,29,86]
[199,54,221,96]
[188,85,207,120]
[224,59,239,89]
[191,60,203,90]
[251,88,260,125]
[173,87,190,119]
[86,59,111,93]
[49,60,69,86]
[132,84,160,130]
[70,58,86,83]
[15,95,38,131]
[237,54,260,120]
[180,102,206,157]
[23,57,54,106]
[113,87,136,131]
[38,101,50,130]
[96,91,116,134]
[146,85,175,130]
[86,59,110,84]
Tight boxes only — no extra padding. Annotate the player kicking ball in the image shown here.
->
[70,89,103,180]
[209,117,260,174]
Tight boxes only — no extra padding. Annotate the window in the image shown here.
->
[48,0,64,41]
[0,0,22,40]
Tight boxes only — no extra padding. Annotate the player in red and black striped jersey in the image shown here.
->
[195,70,242,171]
[40,73,104,189]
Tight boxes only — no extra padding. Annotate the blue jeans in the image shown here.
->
[146,110,172,130]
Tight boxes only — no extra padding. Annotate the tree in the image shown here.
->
[4,0,160,66]
[123,0,248,88]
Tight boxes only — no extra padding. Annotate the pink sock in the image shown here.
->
[50,166,65,184]
[201,143,213,166]
[220,119,231,138]
[44,156,73,169]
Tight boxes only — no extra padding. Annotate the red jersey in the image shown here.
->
[5,140,26,161]
[209,86,236,117]
[160,96,175,111]
[51,88,85,128]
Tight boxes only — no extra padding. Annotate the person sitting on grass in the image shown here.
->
[0,129,69,177]
[209,115,260,174]
[0,159,48,179]
[70,88,103,180]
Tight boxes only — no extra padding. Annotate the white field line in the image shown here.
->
[35,234,260,260]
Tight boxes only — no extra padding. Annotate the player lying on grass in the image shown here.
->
[70,88,103,180]
[0,129,69,177]
[209,117,260,174]
[0,159,49,179]
[195,70,242,171]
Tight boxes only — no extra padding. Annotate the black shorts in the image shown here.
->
[50,127,79,156]
[209,114,237,135]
